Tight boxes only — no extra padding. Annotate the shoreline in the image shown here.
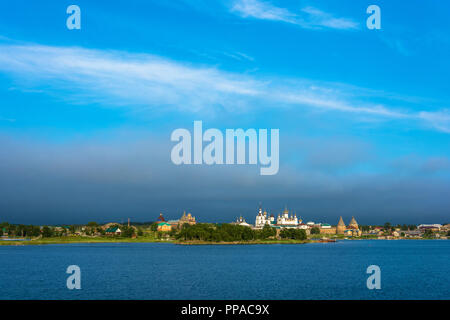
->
[174,239,311,245]
[0,238,311,246]
[0,237,173,246]
[1,236,445,246]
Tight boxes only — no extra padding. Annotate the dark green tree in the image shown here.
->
[261,224,276,239]
[360,225,370,232]
[279,228,307,240]
[423,229,434,239]
[121,226,135,238]
[175,223,257,242]
[42,226,54,238]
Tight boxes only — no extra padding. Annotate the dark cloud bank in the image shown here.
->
[0,133,449,225]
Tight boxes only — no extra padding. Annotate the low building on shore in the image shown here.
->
[157,222,172,232]
[418,224,442,232]
[233,216,252,228]
[392,231,401,238]
[164,211,197,229]
[403,230,418,238]
[319,223,336,234]
[105,226,122,236]
[167,220,180,228]
[155,213,172,232]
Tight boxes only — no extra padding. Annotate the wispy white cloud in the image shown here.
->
[0,44,260,113]
[301,6,358,30]
[231,0,297,24]
[223,51,255,62]
[231,0,358,30]
[0,42,449,133]
[418,110,450,133]
[379,36,412,57]
[0,116,16,122]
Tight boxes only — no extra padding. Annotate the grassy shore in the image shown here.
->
[0,236,172,246]
[5,235,434,246]
[174,239,311,245]
[0,236,314,246]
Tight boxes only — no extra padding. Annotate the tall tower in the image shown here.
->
[337,216,346,234]
[256,204,264,228]
[349,216,358,229]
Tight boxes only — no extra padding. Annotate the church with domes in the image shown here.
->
[255,206,275,228]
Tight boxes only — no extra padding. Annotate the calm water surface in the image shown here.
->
[0,240,448,299]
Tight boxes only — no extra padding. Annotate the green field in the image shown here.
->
[0,236,172,246]
[0,236,314,246]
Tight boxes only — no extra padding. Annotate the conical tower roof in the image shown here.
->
[349,216,358,227]
[337,216,345,226]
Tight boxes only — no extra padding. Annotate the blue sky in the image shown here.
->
[0,0,449,225]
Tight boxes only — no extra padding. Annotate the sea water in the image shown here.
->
[0,240,448,299]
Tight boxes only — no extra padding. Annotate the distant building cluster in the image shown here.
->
[1,208,449,240]
[156,211,197,232]
[129,210,448,239]
[77,204,448,240]
[246,206,362,236]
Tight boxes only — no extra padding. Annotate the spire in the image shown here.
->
[337,216,345,226]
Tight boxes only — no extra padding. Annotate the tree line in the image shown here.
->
[0,223,41,238]
[0,222,142,238]
[174,223,306,242]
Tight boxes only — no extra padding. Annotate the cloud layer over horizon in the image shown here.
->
[1,132,449,225]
